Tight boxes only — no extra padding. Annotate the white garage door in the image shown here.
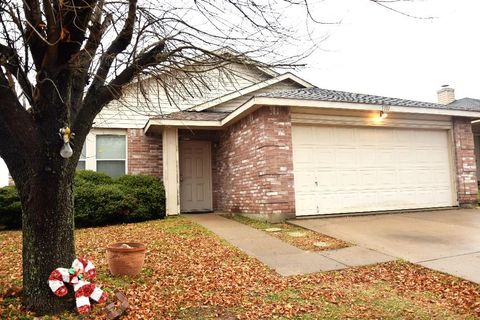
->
[292,125,455,216]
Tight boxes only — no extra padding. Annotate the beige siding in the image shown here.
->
[94,64,272,129]
[211,79,304,112]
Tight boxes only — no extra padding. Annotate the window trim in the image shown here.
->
[79,129,128,175]
[76,142,87,171]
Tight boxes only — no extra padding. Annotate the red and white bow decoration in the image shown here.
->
[48,257,108,314]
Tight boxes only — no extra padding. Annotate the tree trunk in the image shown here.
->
[17,170,76,315]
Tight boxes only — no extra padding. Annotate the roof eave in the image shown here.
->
[254,97,480,118]
[145,119,222,131]
[145,96,480,134]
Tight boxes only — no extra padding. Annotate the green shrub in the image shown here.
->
[75,170,113,186]
[0,186,22,229]
[117,175,165,222]
[0,172,166,229]
[117,174,157,188]
[74,183,137,227]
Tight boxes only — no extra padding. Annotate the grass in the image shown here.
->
[224,214,350,251]
[1,217,479,319]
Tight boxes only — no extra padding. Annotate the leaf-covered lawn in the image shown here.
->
[224,214,350,252]
[1,217,480,319]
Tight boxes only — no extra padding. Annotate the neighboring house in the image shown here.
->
[80,62,480,221]
[443,89,480,181]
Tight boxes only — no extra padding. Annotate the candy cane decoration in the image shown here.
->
[48,258,108,314]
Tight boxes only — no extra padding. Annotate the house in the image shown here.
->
[80,60,480,221]
[444,91,480,181]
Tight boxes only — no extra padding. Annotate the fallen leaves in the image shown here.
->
[0,217,479,319]
[226,214,350,252]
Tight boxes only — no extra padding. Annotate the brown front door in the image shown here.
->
[179,141,213,212]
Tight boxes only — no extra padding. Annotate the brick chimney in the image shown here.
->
[437,85,455,105]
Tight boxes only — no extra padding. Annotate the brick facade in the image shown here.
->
[124,113,477,216]
[213,106,295,219]
[127,129,163,178]
[452,117,478,206]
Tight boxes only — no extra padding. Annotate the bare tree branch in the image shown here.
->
[75,0,110,71]
[0,43,34,104]
[69,0,111,116]
[22,0,47,69]
[78,39,166,129]
[369,0,434,19]
[90,0,137,88]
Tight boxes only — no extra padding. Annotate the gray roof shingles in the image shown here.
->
[448,97,480,110]
[150,88,480,121]
[259,87,480,111]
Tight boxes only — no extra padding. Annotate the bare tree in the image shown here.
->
[0,0,419,315]
[0,0,323,314]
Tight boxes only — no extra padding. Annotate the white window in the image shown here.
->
[76,143,87,171]
[96,135,126,177]
[76,129,128,177]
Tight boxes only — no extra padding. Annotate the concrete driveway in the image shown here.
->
[291,209,480,283]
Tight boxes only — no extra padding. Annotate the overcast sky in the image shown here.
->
[0,159,6,187]
[299,0,479,102]
[0,0,478,186]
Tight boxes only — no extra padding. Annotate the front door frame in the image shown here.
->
[179,140,213,213]
[162,127,180,216]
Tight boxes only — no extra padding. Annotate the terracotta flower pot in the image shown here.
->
[106,242,146,277]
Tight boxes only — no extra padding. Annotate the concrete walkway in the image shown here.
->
[291,209,480,283]
[187,214,395,276]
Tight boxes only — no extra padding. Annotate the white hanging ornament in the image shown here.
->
[60,142,73,158]
[59,127,75,159]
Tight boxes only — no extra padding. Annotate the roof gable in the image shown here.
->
[191,72,313,112]
[96,61,276,128]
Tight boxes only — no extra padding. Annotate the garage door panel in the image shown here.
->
[315,148,336,166]
[317,193,342,213]
[357,170,378,187]
[316,171,337,187]
[336,170,361,188]
[293,126,334,145]
[295,171,318,189]
[415,149,436,163]
[375,150,396,164]
[292,125,455,216]
[430,150,450,163]
[375,169,397,186]
[355,128,377,145]
[415,130,446,146]
[395,149,415,164]
[293,147,316,165]
[396,130,414,145]
[295,194,319,214]
[375,129,397,145]
[335,148,358,167]
[333,127,355,144]
[319,190,450,214]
